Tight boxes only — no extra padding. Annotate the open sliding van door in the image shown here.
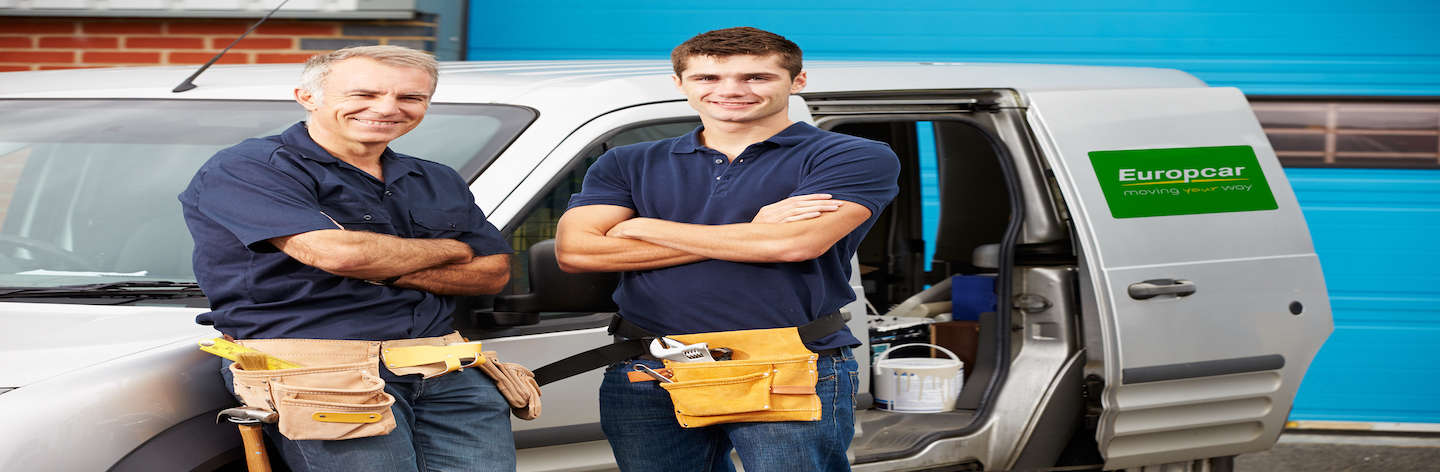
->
[1025,87,1333,469]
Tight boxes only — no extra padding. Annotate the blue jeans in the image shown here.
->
[222,362,516,472]
[599,348,858,472]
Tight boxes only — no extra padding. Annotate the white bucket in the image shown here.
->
[872,343,964,413]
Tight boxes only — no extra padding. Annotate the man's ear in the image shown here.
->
[294,87,319,111]
[790,71,807,94]
[671,74,683,91]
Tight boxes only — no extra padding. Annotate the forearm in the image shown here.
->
[393,253,511,296]
[272,229,473,280]
[607,204,872,264]
[607,219,818,263]
[555,230,708,273]
[554,204,708,273]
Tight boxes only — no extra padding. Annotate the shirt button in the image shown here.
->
[715,176,721,180]
[714,158,723,164]
[385,191,392,196]
[363,215,372,221]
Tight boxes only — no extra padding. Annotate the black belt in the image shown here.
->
[532,312,848,386]
[638,347,842,361]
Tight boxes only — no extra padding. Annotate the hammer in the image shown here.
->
[217,406,278,472]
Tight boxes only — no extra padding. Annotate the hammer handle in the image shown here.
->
[238,424,273,472]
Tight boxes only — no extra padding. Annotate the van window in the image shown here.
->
[0,100,533,292]
[506,119,700,296]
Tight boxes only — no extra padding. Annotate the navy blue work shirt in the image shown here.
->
[567,122,900,350]
[180,122,512,344]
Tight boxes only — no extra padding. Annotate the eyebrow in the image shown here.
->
[685,72,780,79]
[343,89,432,98]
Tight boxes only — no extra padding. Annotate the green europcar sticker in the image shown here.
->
[1088,145,1278,219]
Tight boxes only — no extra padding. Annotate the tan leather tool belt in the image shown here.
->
[227,332,498,441]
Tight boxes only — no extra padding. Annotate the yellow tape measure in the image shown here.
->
[198,337,303,370]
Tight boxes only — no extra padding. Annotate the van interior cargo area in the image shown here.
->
[825,108,1028,465]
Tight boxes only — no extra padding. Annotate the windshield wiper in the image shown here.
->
[0,281,204,299]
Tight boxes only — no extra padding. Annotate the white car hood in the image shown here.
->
[0,302,215,387]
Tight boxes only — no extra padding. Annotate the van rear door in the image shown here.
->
[1024,87,1333,469]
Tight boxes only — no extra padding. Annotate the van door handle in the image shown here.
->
[1128,279,1196,300]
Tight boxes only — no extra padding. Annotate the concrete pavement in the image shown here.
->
[1236,431,1440,472]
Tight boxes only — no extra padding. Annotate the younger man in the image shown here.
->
[556,27,900,472]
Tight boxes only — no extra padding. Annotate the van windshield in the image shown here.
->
[0,100,533,290]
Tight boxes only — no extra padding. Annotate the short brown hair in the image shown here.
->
[671,27,802,79]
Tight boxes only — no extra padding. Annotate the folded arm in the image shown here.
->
[555,194,866,272]
[607,202,871,264]
[271,229,509,295]
[392,253,510,296]
[555,204,708,273]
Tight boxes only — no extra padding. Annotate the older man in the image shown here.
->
[179,45,515,471]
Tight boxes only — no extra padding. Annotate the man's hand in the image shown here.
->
[751,193,846,224]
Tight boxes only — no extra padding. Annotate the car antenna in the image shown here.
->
[172,0,290,93]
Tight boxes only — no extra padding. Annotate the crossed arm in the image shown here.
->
[554,194,870,273]
[271,229,510,296]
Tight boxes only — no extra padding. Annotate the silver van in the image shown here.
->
[0,60,1332,472]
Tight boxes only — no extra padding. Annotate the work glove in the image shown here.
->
[477,351,542,420]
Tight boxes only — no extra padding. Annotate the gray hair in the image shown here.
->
[298,45,440,105]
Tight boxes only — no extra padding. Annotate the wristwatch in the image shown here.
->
[364,275,402,286]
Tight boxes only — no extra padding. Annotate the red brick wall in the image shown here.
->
[0,16,438,72]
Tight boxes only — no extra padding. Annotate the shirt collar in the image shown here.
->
[669,122,819,154]
[670,126,706,154]
[279,122,340,164]
[764,122,820,147]
[279,122,424,184]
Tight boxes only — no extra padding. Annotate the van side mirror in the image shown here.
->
[479,239,619,327]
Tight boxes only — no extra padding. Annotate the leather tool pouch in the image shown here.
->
[229,339,396,441]
[655,326,822,428]
[477,350,543,420]
[387,335,541,420]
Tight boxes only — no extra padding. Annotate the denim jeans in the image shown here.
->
[221,362,515,472]
[599,348,858,472]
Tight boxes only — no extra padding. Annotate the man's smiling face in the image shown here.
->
[299,57,433,150]
[673,54,806,127]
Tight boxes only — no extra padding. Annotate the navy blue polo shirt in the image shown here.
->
[567,122,900,350]
[180,122,511,345]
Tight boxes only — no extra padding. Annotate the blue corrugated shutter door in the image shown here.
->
[1286,168,1440,424]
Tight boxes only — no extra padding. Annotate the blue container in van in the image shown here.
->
[951,275,996,321]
